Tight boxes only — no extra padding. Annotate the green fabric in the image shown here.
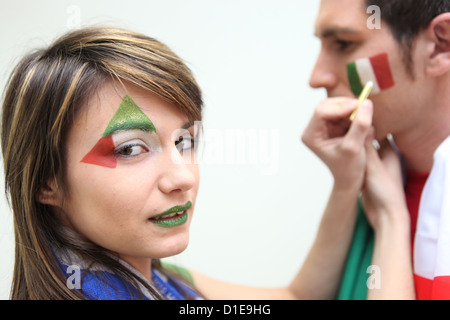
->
[337,198,375,300]
[161,262,195,284]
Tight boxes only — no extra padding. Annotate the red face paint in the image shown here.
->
[80,136,116,168]
[80,95,156,169]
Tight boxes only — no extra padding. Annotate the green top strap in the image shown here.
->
[161,262,195,284]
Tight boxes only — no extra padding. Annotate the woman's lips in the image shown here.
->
[151,210,187,221]
[149,201,192,228]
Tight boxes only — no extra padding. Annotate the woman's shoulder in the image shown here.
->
[160,261,194,284]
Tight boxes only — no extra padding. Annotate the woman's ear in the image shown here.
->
[36,178,61,207]
[426,13,450,76]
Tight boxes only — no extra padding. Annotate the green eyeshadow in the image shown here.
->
[102,95,156,137]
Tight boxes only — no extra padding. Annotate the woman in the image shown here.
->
[1,26,414,299]
[2,27,203,300]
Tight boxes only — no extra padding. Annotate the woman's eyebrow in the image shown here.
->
[182,122,193,130]
[103,95,156,137]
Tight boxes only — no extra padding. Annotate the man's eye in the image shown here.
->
[334,40,353,51]
[115,144,148,158]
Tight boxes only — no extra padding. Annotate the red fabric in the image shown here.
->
[405,171,429,245]
[405,171,439,300]
[414,274,433,300]
[415,274,450,300]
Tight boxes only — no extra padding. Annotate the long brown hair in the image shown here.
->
[1,27,203,299]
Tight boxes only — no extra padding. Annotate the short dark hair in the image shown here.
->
[367,0,450,74]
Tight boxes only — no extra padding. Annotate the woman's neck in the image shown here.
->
[118,254,153,282]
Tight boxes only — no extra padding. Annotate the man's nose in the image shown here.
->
[309,50,339,90]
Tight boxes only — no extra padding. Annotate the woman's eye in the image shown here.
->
[175,136,194,153]
[115,144,148,158]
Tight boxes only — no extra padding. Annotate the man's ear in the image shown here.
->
[426,13,450,76]
[36,178,61,207]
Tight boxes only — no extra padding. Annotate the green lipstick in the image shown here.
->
[150,201,192,228]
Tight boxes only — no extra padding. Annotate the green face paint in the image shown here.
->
[81,95,156,168]
[103,95,156,137]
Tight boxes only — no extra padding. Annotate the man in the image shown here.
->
[304,0,450,299]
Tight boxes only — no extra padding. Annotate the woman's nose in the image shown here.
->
[157,147,197,195]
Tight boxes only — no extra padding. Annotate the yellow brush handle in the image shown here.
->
[350,81,374,121]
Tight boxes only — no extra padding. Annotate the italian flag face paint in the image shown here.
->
[347,53,395,96]
[81,95,156,168]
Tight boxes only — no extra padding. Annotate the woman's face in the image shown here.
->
[59,82,200,264]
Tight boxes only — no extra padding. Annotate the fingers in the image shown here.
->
[314,97,357,121]
[379,140,403,183]
[340,100,374,155]
[301,97,358,148]
[302,97,375,179]
[365,134,382,173]
[365,136,403,186]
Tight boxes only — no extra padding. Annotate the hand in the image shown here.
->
[302,97,374,191]
[362,138,415,300]
[362,138,409,231]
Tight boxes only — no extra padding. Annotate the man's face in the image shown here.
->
[310,0,429,141]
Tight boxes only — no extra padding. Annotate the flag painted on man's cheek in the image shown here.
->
[80,95,156,168]
[347,53,394,96]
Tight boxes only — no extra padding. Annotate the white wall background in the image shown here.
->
[0,0,333,299]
